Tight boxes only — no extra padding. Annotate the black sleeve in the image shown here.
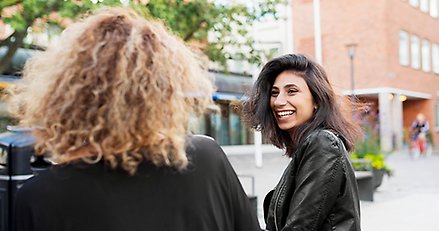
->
[283,131,344,231]
[222,155,261,231]
[194,135,261,231]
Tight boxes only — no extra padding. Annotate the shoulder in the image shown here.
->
[299,129,344,158]
[16,167,60,200]
[186,135,222,153]
[185,135,228,164]
[187,134,217,145]
[304,129,340,148]
[18,164,92,193]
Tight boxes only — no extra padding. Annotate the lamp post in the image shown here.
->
[252,68,263,168]
[346,43,357,101]
[346,43,357,120]
[313,0,322,64]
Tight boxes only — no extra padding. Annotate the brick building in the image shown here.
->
[292,0,439,151]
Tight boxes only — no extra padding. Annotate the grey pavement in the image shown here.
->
[225,148,439,230]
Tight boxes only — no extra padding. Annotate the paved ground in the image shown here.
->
[226,148,439,230]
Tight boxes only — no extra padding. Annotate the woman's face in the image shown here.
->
[270,71,316,134]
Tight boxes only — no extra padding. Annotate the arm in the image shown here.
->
[410,120,417,131]
[191,135,261,231]
[283,131,344,231]
[220,149,261,231]
[422,121,430,133]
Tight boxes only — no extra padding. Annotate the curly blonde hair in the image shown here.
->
[9,7,215,175]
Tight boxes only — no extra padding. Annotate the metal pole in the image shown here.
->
[346,43,357,118]
[346,44,357,101]
[252,69,263,168]
[285,0,294,53]
[350,51,355,98]
[313,0,322,64]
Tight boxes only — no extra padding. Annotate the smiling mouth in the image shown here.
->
[276,110,295,117]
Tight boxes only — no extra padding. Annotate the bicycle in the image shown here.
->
[409,132,431,158]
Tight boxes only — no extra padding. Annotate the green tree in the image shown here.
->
[135,0,282,67]
[0,0,121,74]
[0,0,283,73]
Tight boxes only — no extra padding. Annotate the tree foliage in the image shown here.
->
[138,0,282,68]
[0,0,123,74]
[0,0,283,74]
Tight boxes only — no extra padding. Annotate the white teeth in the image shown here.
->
[277,111,294,117]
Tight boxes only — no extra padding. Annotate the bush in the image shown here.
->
[351,125,392,175]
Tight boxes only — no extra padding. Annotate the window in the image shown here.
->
[420,0,429,11]
[399,31,410,66]
[431,0,439,17]
[409,0,420,7]
[411,35,421,69]
[422,39,431,72]
[433,43,439,74]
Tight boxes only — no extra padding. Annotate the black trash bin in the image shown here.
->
[0,128,45,231]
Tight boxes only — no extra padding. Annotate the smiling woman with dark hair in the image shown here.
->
[242,54,362,231]
[10,7,260,231]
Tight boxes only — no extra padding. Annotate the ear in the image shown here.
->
[314,105,318,110]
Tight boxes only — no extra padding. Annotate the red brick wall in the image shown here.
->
[293,0,439,148]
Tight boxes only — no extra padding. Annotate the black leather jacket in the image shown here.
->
[264,129,361,231]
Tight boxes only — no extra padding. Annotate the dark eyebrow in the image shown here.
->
[272,83,298,89]
[283,83,298,89]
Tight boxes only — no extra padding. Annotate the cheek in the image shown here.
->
[306,106,315,118]
[303,98,316,118]
[269,98,275,109]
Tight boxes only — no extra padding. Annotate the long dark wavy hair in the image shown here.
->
[241,54,361,156]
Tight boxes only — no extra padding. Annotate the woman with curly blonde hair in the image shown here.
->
[12,7,260,231]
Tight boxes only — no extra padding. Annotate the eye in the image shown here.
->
[270,89,279,97]
[287,88,298,94]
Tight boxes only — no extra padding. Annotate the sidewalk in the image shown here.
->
[226,148,439,230]
[360,150,439,231]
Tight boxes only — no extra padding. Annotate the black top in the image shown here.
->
[13,135,260,231]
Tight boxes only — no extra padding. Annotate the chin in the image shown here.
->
[277,124,296,131]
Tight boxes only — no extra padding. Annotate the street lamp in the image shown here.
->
[346,43,358,101]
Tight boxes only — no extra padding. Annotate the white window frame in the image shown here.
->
[422,39,431,72]
[399,31,410,66]
[432,43,439,74]
[431,0,439,17]
[410,0,420,7]
[420,0,429,11]
[411,35,421,69]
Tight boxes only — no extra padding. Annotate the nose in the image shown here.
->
[273,93,287,106]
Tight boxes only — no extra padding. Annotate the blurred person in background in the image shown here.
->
[242,54,362,231]
[10,7,260,231]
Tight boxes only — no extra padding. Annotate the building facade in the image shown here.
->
[202,0,294,146]
[202,71,255,146]
[292,0,439,151]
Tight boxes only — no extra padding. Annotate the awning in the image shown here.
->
[210,70,252,93]
[342,87,431,100]
[212,92,245,101]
